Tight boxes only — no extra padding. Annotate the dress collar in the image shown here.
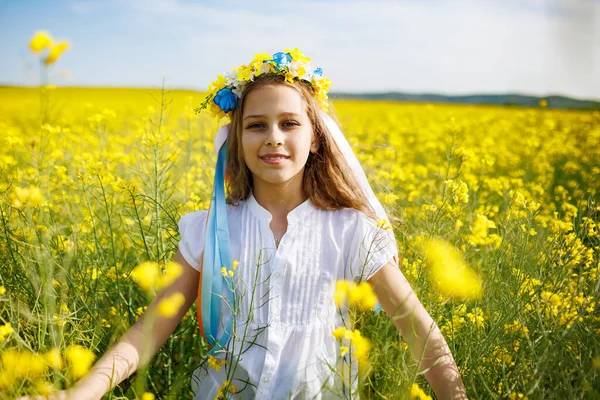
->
[246,191,315,224]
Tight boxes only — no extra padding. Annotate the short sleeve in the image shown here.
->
[345,212,398,282]
[177,210,208,271]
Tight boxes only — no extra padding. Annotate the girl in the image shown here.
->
[25,50,467,399]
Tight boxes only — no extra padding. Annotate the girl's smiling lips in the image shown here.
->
[260,153,290,165]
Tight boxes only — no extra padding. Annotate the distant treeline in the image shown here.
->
[330,92,600,110]
[2,85,598,110]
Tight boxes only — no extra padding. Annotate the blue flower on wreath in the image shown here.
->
[313,67,323,76]
[272,52,292,71]
[214,87,237,113]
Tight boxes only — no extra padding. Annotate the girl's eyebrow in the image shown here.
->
[243,112,301,121]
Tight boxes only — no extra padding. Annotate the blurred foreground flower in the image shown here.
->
[157,292,185,317]
[44,41,70,65]
[334,280,378,311]
[44,348,64,370]
[0,349,47,389]
[409,382,432,399]
[130,261,183,292]
[423,238,482,301]
[331,327,372,364]
[29,31,53,53]
[65,345,96,379]
[28,30,70,66]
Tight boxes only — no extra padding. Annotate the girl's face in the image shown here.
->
[241,84,317,190]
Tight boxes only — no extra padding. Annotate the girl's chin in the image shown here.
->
[253,170,304,186]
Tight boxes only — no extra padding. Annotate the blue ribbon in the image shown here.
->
[201,139,234,355]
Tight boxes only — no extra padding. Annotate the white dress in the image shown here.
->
[178,192,397,399]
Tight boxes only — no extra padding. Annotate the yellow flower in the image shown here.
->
[335,280,378,311]
[284,47,311,63]
[0,349,47,382]
[423,238,482,301]
[44,348,64,370]
[215,379,237,398]
[130,261,160,291]
[0,286,5,295]
[157,292,185,317]
[220,266,228,277]
[340,345,349,357]
[44,41,70,65]
[232,260,239,271]
[0,323,14,341]
[351,330,372,363]
[409,383,432,399]
[140,392,155,400]
[65,345,96,379]
[251,53,273,75]
[332,327,372,363]
[313,77,333,93]
[29,31,53,53]
[158,261,183,288]
[347,281,379,311]
[332,326,347,341]
[377,219,392,230]
[208,355,227,371]
[33,379,56,396]
[334,280,352,307]
[284,71,295,83]
[235,64,253,81]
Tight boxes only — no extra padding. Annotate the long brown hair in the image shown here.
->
[225,74,375,218]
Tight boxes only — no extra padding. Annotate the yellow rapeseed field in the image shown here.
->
[0,86,599,399]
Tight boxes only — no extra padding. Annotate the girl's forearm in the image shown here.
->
[68,329,142,400]
[414,326,468,400]
[422,346,468,400]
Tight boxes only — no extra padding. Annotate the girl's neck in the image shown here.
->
[252,182,307,220]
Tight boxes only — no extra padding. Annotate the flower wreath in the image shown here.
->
[195,48,333,119]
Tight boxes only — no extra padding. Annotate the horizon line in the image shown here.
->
[1,84,599,103]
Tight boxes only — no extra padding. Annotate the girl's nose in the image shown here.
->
[264,124,284,146]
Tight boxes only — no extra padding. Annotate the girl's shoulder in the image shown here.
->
[178,203,242,232]
[177,204,242,271]
[177,210,209,271]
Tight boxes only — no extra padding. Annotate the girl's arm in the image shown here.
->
[41,250,200,400]
[369,259,469,400]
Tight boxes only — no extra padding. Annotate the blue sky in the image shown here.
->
[1,0,599,99]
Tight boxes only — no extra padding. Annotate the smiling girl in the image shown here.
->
[23,50,468,400]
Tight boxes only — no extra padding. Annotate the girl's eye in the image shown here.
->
[282,120,299,127]
[247,123,264,129]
